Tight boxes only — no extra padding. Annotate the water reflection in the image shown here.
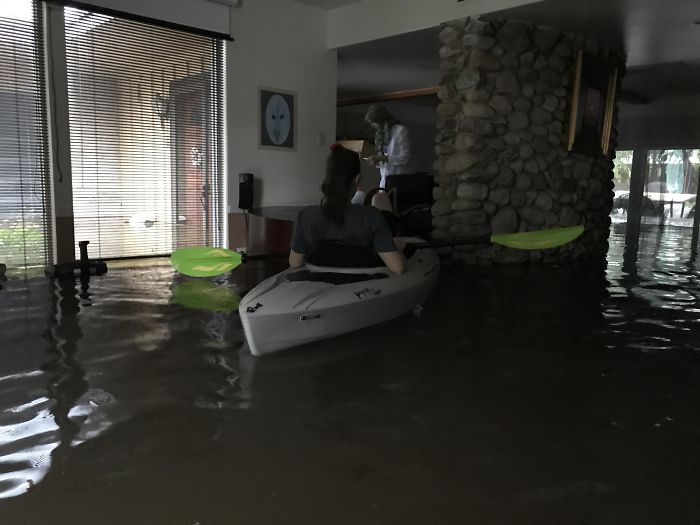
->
[605,224,700,353]
[0,395,58,498]
[0,228,698,522]
[170,279,240,313]
[0,268,172,499]
[0,278,77,498]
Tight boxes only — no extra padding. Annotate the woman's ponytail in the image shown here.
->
[320,144,361,225]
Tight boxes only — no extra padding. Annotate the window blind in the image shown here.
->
[0,1,52,272]
[64,6,225,259]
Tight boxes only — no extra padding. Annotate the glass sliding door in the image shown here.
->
[644,149,698,228]
[613,149,699,229]
[0,0,52,273]
[64,7,225,259]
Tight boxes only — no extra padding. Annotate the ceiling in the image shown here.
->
[338,27,440,98]
[293,0,362,9]
[493,0,700,68]
[336,0,700,103]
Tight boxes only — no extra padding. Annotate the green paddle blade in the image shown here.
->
[491,225,584,250]
[171,246,243,277]
[171,280,240,312]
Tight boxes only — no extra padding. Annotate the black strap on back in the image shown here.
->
[306,240,384,268]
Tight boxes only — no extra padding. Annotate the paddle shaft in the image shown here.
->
[241,252,289,263]
[407,237,491,250]
[239,238,491,263]
[241,234,537,260]
[172,225,581,276]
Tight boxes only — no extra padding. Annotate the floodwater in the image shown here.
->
[1,225,699,524]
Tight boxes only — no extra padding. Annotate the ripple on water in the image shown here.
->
[0,393,60,499]
[0,225,699,505]
[603,224,700,354]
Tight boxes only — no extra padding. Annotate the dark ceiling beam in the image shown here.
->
[618,89,651,105]
[337,85,650,107]
[337,87,438,107]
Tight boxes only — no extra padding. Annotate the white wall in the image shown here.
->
[327,0,541,49]
[227,1,337,209]
[71,0,231,36]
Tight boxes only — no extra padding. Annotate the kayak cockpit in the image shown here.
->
[285,270,389,285]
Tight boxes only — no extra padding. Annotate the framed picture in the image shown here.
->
[567,50,618,157]
[258,87,296,151]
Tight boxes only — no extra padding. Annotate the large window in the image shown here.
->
[0,0,52,272]
[611,149,699,228]
[64,7,225,259]
[643,149,698,227]
[1,1,226,268]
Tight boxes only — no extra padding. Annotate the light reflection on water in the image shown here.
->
[0,262,255,500]
[0,226,698,519]
[604,224,700,354]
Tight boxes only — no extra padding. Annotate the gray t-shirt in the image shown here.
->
[291,204,396,255]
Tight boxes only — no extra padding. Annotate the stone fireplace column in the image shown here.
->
[433,17,623,265]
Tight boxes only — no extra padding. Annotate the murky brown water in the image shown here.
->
[1,225,699,524]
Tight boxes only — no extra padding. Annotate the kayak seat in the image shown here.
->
[307,240,384,268]
[286,270,388,285]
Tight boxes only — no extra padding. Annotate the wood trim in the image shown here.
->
[567,49,583,152]
[601,68,618,156]
[55,216,76,264]
[337,87,438,107]
[228,212,247,251]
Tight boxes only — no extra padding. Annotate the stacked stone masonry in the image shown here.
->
[433,17,624,264]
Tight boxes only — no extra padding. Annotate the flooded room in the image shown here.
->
[1,0,699,523]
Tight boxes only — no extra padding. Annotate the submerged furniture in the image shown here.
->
[384,172,435,216]
[51,241,108,278]
[363,173,435,236]
[229,206,302,256]
[239,240,439,356]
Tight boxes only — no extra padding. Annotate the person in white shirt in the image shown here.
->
[364,104,413,189]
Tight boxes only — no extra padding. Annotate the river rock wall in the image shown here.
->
[433,17,624,264]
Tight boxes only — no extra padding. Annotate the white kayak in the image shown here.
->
[239,242,440,356]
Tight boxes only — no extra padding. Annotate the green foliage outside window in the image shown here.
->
[0,219,45,269]
[613,150,633,191]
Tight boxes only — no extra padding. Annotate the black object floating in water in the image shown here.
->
[50,241,108,278]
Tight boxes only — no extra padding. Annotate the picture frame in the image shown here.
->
[567,50,618,157]
[258,86,296,151]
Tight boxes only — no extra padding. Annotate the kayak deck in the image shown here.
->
[239,246,439,356]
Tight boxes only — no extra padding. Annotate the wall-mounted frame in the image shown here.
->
[258,86,296,151]
[567,50,618,157]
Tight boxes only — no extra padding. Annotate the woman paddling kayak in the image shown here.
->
[289,144,406,274]
[241,145,438,354]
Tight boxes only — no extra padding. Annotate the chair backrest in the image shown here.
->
[384,173,435,214]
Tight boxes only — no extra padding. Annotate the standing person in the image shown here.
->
[289,144,405,274]
[364,104,413,189]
